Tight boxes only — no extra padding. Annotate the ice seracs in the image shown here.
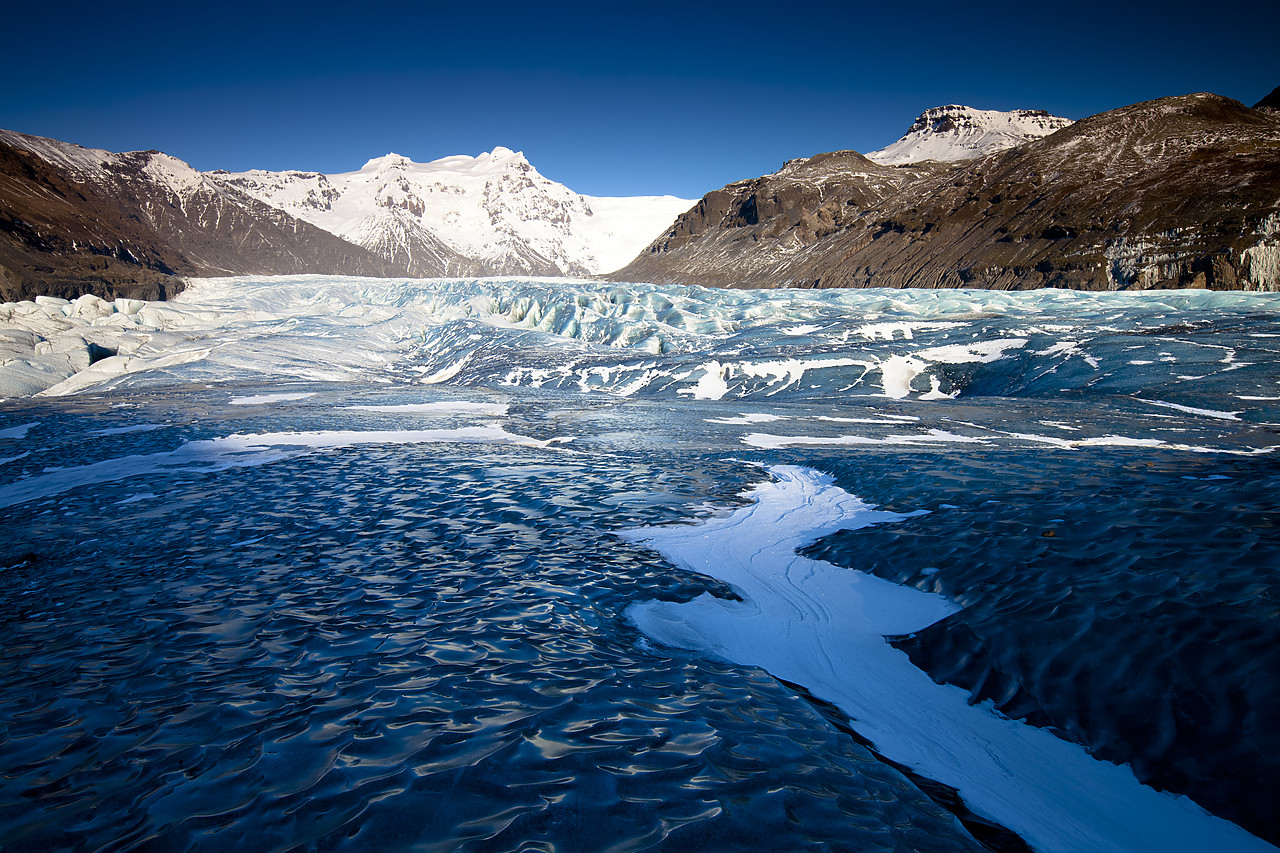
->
[867,105,1073,165]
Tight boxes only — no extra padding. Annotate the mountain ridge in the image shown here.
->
[0,130,402,303]
[210,148,693,278]
[611,93,1280,292]
[0,132,694,302]
[4,91,1278,300]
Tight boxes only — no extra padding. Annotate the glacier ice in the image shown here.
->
[623,465,1276,853]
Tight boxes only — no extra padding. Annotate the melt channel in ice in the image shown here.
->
[621,465,1275,853]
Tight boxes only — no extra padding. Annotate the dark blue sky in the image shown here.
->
[5,0,1277,198]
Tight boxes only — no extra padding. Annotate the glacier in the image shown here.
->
[2,275,1279,852]
[622,466,1271,853]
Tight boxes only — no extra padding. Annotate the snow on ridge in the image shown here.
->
[0,128,224,202]
[216,148,693,276]
[0,128,118,181]
[1,125,693,278]
[137,151,218,197]
[867,105,1073,165]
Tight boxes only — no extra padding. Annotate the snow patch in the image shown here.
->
[345,402,508,416]
[867,105,1072,165]
[1141,399,1242,421]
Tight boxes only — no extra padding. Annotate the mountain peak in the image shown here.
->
[476,146,531,171]
[867,105,1073,165]
[212,143,692,278]
[361,153,413,172]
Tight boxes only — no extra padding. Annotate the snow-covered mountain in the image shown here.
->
[0,131,695,300]
[867,105,1073,165]
[0,129,398,302]
[212,149,693,277]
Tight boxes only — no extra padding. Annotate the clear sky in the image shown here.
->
[4,0,1277,199]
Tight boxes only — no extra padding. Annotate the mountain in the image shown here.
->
[0,130,401,303]
[7,92,1277,300]
[210,149,693,278]
[612,93,1280,292]
[866,105,1073,165]
[606,150,945,289]
[0,134,693,302]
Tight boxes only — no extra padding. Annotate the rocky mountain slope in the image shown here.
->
[0,130,401,303]
[210,149,693,278]
[613,94,1280,291]
[604,150,945,290]
[1256,85,1280,112]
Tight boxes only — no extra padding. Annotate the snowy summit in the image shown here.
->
[867,105,1073,165]
[214,149,693,278]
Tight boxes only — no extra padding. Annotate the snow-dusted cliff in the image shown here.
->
[867,105,1073,165]
[213,149,693,277]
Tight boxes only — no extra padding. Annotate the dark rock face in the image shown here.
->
[0,131,405,303]
[611,94,1280,292]
[1254,85,1280,111]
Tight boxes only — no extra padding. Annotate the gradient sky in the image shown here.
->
[5,0,1277,199]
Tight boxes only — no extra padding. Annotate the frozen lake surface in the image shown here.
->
[2,276,1279,851]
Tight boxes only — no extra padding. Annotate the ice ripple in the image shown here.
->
[0,445,982,852]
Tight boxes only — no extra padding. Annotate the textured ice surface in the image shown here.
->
[623,466,1273,853]
[0,424,556,510]
[5,276,1279,421]
[2,276,1279,851]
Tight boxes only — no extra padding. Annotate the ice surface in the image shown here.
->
[228,392,316,405]
[1142,399,1242,420]
[2,276,1278,468]
[743,429,987,449]
[0,422,37,439]
[0,425,557,511]
[704,413,784,425]
[89,424,165,436]
[623,466,1275,853]
[1,275,1278,850]
[345,402,509,416]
